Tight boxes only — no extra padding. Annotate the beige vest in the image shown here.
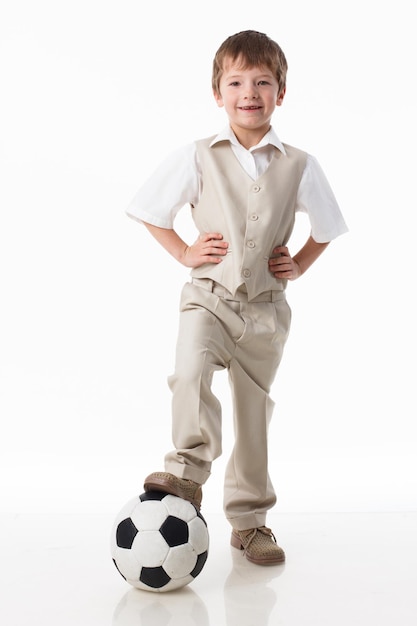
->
[191,136,307,300]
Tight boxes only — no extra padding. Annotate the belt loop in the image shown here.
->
[192,277,214,293]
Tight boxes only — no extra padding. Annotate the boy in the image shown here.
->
[126,30,348,565]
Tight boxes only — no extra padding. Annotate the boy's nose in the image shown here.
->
[244,87,258,98]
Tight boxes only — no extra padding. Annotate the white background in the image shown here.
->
[1,0,416,521]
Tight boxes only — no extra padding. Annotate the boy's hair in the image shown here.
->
[212,30,288,95]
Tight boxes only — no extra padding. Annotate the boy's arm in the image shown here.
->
[268,236,329,281]
[144,222,229,268]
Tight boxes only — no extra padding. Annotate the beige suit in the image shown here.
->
[164,138,307,530]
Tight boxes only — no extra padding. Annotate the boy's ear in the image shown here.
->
[276,87,286,106]
[213,89,224,108]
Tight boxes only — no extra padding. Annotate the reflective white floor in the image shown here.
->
[1,504,416,625]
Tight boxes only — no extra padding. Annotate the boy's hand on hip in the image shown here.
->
[268,246,301,281]
[183,233,229,268]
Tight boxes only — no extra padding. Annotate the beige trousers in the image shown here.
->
[164,278,291,530]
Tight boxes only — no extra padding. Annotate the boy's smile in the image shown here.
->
[213,59,285,149]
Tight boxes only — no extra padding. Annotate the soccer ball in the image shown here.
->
[111,491,209,592]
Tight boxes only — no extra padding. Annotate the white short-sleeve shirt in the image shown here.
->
[126,126,348,243]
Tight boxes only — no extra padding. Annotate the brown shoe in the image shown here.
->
[143,472,203,510]
[231,526,285,565]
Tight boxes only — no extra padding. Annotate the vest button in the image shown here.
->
[243,269,251,278]
[252,185,260,193]
[246,240,256,248]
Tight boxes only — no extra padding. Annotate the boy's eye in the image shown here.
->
[229,81,240,87]
[258,80,270,86]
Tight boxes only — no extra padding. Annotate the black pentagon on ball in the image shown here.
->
[139,490,168,502]
[160,515,189,546]
[140,565,171,589]
[112,558,126,580]
[196,510,207,526]
[190,550,208,578]
[116,517,138,549]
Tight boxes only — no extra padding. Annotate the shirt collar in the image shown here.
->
[210,125,286,155]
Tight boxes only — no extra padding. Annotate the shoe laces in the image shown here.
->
[241,526,277,554]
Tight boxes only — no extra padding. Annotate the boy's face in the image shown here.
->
[213,57,285,147]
